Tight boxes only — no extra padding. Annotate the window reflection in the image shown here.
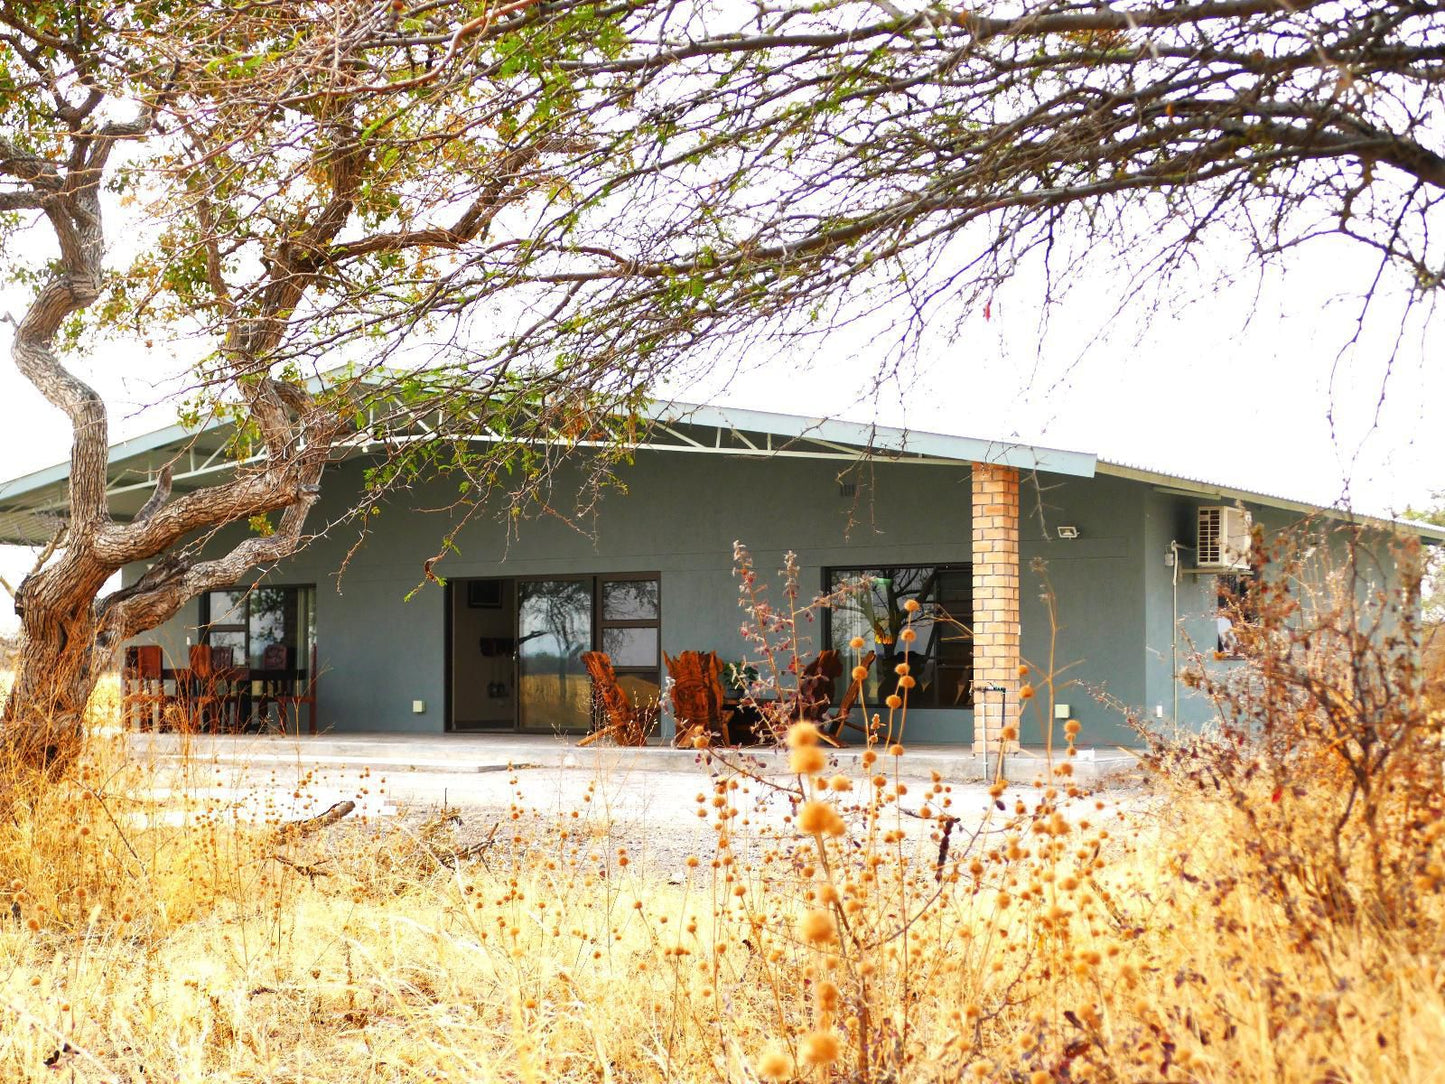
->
[827,565,973,708]
[602,579,659,621]
[603,626,658,668]
[518,580,593,732]
[201,585,316,673]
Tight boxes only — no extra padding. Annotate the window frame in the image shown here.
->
[822,562,974,710]
[595,572,663,699]
[199,583,317,672]
[1213,570,1259,659]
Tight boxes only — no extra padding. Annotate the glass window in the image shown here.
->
[208,589,247,627]
[602,579,659,621]
[595,575,661,730]
[603,626,658,668]
[826,565,973,709]
[617,673,662,715]
[518,580,594,732]
[201,585,316,674]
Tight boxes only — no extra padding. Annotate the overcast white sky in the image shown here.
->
[1,226,1441,635]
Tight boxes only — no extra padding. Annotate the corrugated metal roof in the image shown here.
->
[2,397,1440,544]
[1096,459,1445,542]
[0,508,66,548]
[652,401,1098,477]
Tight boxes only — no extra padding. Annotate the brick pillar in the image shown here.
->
[972,463,1020,754]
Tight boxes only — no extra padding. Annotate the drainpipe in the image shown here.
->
[976,684,1007,783]
[1169,540,1183,724]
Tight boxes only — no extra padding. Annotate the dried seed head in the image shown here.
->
[798,800,845,837]
[790,746,828,775]
[757,1047,792,1081]
[798,908,838,945]
[787,722,821,749]
[801,1030,841,1066]
[816,980,840,1011]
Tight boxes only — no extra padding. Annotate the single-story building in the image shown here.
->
[2,401,1439,748]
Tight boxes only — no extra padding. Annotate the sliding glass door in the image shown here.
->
[454,573,661,734]
[517,579,594,733]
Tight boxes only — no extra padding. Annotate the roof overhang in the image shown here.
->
[0,399,1097,547]
[649,402,1096,475]
[5,397,1436,548]
[1098,461,1445,544]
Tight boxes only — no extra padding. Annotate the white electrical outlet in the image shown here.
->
[1054,703,1070,719]
[412,700,426,714]
[1154,705,1164,719]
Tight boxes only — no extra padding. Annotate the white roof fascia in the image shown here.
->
[651,401,1097,478]
[1098,461,1445,543]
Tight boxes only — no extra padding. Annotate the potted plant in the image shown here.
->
[723,661,759,699]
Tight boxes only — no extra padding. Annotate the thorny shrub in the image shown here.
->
[1147,524,1445,944]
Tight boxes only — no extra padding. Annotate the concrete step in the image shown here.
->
[123,732,1142,786]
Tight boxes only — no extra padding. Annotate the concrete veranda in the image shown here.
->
[118,730,1147,871]
[127,730,1141,787]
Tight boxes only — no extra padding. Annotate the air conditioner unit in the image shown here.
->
[1196,506,1252,570]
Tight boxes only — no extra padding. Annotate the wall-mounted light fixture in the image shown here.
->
[1056,525,1080,540]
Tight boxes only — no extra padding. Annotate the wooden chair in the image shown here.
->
[254,643,307,734]
[822,650,876,743]
[206,645,250,732]
[121,645,166,730]
[666,650,729,747]
[181,644,235,732]
[797,649,844,722]
[578,651,655,747]
[254,644,319,735]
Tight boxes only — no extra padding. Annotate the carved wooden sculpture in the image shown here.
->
[666,650,728,747]
[797,649,844,722]
[579,651,653,747]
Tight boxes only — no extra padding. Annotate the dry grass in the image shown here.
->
[0,540,1440,1081]
[0,711,1436,1084]
[0,758,1431,1082]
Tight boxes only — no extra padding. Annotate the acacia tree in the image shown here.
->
[0,0,665,770]
[2,0,1442,772]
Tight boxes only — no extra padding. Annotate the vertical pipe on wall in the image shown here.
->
[1170,540,1182,723]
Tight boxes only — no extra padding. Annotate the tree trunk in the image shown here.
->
[0,102,334,782]
[1,557,114,775]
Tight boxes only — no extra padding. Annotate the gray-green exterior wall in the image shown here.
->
[124,451,1351,747]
